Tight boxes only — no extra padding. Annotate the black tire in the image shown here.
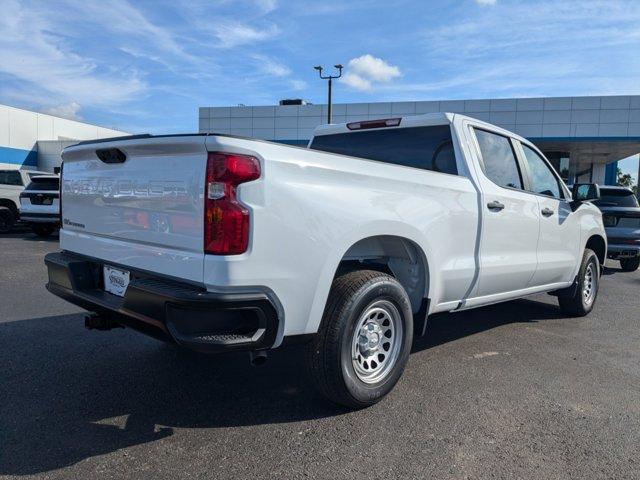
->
[620,257,640,272]
[0,207,15,234]
[307,270,413,409]
[558,248,600,316]
[31,224,55,237]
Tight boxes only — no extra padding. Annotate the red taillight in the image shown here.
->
[204,152,260,255]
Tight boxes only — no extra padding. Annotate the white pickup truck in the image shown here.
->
[45,113,606,408]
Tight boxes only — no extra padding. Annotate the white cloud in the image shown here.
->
[0,0,146,108]
[406,1,640,100]
[339,54,401,91]
[65,0,197,62]
[291,79,307,91]
[255,0,277,13]
[251,54,291,76]
[341,73,375,91]
[476,0,497,5]
[212,22,280,47]
[42,102,83,120]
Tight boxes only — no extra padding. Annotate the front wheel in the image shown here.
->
[558,248,599,316]
[307,270,413,409]
[620,257,640,272]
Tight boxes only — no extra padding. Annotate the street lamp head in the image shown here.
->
[314,65,323,71]
[334,64,343,70]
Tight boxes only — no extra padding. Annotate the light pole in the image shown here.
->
[314,64,343,124]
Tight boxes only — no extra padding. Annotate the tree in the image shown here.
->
[617,168,635,189]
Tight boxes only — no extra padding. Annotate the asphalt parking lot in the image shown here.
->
[1,230,639,480]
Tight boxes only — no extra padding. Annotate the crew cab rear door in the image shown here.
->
[468,127,540,297]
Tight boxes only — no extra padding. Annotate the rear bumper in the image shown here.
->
[44,251,280,354]
[20,212,60,224]
[607,245,640,259]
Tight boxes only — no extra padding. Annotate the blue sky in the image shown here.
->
[0,0,639,178]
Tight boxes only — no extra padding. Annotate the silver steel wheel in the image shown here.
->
[583,262,597,305]
[351,300,403,384]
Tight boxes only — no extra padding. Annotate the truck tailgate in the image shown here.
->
[59,135,208,284]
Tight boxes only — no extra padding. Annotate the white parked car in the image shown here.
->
[0,169,50,233]
[45,113,606,408]
[19,174,60,236]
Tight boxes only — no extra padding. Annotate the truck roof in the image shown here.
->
[311,112,536,150]
[312,112,454,137]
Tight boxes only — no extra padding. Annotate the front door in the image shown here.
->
[516,142,581,286]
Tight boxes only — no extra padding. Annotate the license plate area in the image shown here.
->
[31,195,53,205]
[103,265,130,297]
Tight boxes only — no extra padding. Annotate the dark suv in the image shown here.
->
[594,186,640,271]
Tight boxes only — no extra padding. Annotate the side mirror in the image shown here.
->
[572,183,600,202]
[570,183,600,211]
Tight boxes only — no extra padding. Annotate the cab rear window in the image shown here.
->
[309,125,458,175]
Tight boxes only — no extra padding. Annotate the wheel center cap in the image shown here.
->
[358,323,381,355]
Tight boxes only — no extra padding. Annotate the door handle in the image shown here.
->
[487,200,505,211]
[541,207,555,217]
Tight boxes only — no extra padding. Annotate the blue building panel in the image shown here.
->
[605,161,618,185]
[0,146,38,167]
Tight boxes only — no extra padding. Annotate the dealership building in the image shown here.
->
[3,96,638,185]
[199,95,640,185]
[0,104,127,172]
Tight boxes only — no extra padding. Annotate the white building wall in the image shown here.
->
[199,95,640,143]
[0,104,127,170]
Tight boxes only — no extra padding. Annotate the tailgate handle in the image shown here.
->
[96,148,126,164]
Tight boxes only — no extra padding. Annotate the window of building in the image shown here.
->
[473,129,523,189]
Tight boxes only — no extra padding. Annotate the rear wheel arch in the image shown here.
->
[332,235,430,315]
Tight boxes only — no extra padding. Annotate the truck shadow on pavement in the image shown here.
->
[0,298,564,475]
[1,231,59,242]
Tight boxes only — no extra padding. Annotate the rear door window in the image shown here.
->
[309,125,458,175]
[473,129,523,189]
[0,170,23,186]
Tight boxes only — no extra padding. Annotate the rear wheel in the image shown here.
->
[0,207,15,233]
[620,257,640,272]
[558,248,599,316]
[32,224,55,237]
[307,270,413,409]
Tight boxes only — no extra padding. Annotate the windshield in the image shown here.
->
[594,189,639,208]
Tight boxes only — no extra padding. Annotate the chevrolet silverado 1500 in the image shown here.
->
[45,113,606,408]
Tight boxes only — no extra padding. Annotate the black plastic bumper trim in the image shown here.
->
[44,251,280,353]
[20,213,60,219]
